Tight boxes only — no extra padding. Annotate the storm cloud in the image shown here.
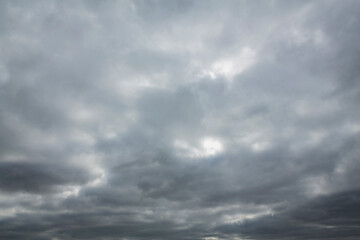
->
[1,0,360,239]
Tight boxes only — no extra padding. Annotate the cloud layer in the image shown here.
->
[1,0,360,239]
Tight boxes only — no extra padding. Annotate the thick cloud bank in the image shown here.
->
[1,0,360,239]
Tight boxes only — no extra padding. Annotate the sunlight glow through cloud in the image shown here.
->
[200,47,256,80]
[174,137,224,158]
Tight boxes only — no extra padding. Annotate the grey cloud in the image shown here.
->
[1,0,360,239]
[217,189,360,240]
[0,211,209,240]
[0,161,93,193]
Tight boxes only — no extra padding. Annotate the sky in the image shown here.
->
[1,0,360,239]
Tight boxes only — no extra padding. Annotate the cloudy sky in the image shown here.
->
[1,0,360,239]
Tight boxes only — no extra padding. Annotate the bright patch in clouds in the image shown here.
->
[174,137,223,158]
[201,47,256,80]
[202,137,223,156]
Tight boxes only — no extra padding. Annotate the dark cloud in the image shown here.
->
[217,189,360,240]
[0,0,360,239]
[0,161,93,193]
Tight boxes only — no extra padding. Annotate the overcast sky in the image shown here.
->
[1,0,360,239]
